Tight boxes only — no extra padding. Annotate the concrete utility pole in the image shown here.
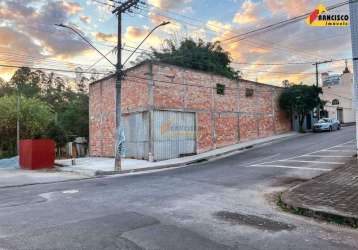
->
[57,1,168,171]
[112,0,141,171]
[350,0,358,152]
[313,60,332,120]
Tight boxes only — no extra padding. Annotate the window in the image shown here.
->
[245,88,254,97]
[216,84,225,95]
[332,99,339,105]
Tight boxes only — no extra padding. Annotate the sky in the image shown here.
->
[0,0,354,86]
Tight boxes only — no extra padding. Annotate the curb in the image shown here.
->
[278,193,358,228]
[0,133,302,189]
[94,132,304,176]
[0,176,98,190]
[278,158,358,228]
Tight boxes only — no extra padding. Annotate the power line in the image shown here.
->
[139,2,332,61]
[221,0,356,44]
[91,0,116,8]
[0,64,111,75]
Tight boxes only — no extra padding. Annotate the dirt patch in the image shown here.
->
[214,211,295,232]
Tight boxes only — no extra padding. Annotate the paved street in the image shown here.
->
[0,126,357,250]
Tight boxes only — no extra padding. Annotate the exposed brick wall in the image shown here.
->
[214,113,239,148]
[196,112,213,153]
[89,61,291,158]
[89,64,149,157]
[89,77,116,157]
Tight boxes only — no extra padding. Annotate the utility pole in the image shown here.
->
[313,60,332,120]
[350,0,358,153]
[16,85,20,155]
[56,1,168,171]
[112,0,141,171]
[313,60,333,87]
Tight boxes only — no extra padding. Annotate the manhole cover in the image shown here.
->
[214,211,295,232]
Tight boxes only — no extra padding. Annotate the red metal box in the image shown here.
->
[19,139,55,170]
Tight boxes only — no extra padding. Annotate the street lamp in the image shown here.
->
[55,21,169,170]
[122,21,170,67]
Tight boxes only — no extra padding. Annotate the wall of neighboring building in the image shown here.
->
[322,72,355,123]
[89,61,291,159]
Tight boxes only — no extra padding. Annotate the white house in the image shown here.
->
[321,63,355,124]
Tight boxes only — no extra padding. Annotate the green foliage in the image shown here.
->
[279,85,323,132]
[58,92,89,140]
[149,38,241,79]
[0,95,53,157]
[45,121,68,148]
[0,67,90,158]
[9,67,41,97]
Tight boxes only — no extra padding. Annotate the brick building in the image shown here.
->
[89,61,291,161]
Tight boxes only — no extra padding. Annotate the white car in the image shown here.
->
[313,118,341,132]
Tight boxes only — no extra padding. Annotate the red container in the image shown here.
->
[19,139,55,170]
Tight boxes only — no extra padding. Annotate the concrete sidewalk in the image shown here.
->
[57,132,300,177]
[0,169,89,188]
[281,157,358,228]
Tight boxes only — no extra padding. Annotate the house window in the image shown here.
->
[216,84,225,95]
[245,88,254,97]
[332,99,339,105]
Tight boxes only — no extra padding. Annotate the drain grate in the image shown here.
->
[214,211,295,232]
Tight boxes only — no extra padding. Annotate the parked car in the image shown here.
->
[313,118,341,132]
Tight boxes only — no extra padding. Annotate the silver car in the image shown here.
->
[313,118,341,132]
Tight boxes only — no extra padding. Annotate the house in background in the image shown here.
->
[321,63,355,124]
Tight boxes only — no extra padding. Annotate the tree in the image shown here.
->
[281,80,294,88]
[279,85,323,132]
[9,67,41,98]
[0,78,14,97]
[58,92,89,139]
[0,95,53,157]
[149,38,241,79]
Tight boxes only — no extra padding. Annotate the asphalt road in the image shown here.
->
[0,127,357,250]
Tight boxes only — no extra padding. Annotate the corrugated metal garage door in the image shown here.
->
[153,110,196,161]
[122,112,149,160]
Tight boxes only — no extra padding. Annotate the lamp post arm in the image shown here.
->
[122,21,170,67]
[55,24,116,67]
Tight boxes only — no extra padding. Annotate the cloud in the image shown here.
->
[80,15,91,24]
[264,0,314,17]
[124,26,161,46]
[206,20,232,33]
[94,32,117,44]
[62,1,82,15]
[147,0,190,10]
[233,0,260,24]
[0,27,43,80]
[148,11,181,33]
[148,0,192,10]
[0,1,89,59]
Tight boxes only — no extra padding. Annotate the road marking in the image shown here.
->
[322,149,355,152]
[277,159,345,164]
[332,145,355,148]
[244,140,354,172]
[340,140,355,145]
[248,164,329,171]
[243,153,281,166]
[62,190,79,194]
[299,154,353,158]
